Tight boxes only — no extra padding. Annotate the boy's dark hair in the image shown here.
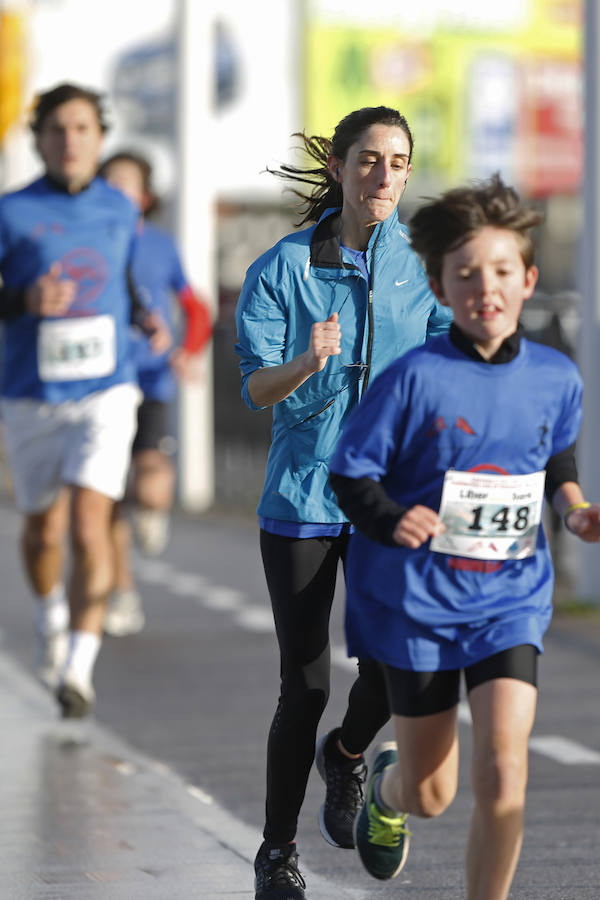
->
[268,106,414,226]
[30,83,109,134]
[409,173,544,283]
[98,150,159,216]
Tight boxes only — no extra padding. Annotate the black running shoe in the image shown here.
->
[254,842,306,900]
[315,728,367,849]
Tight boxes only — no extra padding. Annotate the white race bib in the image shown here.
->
[37,315,116,382]
[430,469,546,561]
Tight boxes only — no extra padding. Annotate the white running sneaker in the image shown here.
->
[104,589,146,637]
[132,508,170,556]
[35,629,69,691]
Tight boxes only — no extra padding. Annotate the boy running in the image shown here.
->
[329,174,600,900]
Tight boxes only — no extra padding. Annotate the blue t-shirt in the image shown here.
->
[127,222,188,403]
[0,175,139,403]
[330,334,583,671]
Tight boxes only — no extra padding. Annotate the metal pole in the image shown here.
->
[577,0,600,601]
[175,0,216,511]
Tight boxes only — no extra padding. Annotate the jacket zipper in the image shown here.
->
[361,227,381,396]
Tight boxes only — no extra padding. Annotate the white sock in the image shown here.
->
[64,630,101,685]
[35,584,69,635]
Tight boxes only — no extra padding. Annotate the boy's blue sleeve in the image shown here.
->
[330,364,406,481]
[552,363,583,455]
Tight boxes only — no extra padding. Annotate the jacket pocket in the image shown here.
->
[280,396,340,467]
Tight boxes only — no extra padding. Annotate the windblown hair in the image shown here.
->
[409,173,544,283]
[269,106,414,226]
[30,82,109,134]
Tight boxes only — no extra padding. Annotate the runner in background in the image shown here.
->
[98,151,212,636]
[329,174,600,898]
[0,83,170,717]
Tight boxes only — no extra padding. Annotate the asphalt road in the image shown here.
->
[1,499,599,899]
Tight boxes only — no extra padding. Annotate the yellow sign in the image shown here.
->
[304,0,582,194]
[0,11,26,144]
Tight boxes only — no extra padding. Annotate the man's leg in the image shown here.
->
[132,448,175,511]
[466,678,537,900]
[21,489,71,689]
[57,486,115,717]
[104,501,145,637]
[129,450,174,556]
[21,487,70,596]
[68,485,115,634]
[130,398,175,557]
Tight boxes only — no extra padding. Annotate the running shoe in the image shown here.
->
[35,628,68,691]
[353,741,411,880]
[315,728,367,848]
[254,842,306,900]
[56,672,95,719]
[103,589,146,636]
[132,508,170,557]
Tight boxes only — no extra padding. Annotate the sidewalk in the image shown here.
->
[0,648,253,899]
[0,647,365,900]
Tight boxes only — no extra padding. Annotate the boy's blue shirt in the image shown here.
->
[330,333,583,671]
[0,175,139,402]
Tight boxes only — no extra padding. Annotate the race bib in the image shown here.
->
[430,469,546,561]
[37,315,116,382]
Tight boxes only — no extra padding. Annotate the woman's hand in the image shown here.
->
[247,312,342,406]
[301,312,341,374]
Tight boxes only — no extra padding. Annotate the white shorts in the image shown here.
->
[0,383,142,513]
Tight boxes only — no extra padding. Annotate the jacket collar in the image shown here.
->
[309,206,403,269]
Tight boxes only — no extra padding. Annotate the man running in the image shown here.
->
[0,83,169,717]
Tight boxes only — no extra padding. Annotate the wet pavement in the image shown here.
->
[0,646,366,899]
[1,650,255,899]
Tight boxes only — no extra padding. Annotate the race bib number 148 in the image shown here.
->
[429,469,546,561]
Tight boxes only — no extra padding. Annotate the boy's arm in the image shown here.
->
[545,443,600,541]
[551,482,600,543]
[329,473,444,548]
[329,473,408,545]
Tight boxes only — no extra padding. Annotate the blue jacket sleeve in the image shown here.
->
[235,259,288,410]
[426,298,453,338]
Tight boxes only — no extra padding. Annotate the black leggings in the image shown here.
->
[260,529,390,845]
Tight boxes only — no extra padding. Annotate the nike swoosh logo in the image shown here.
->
[395,279,409,286]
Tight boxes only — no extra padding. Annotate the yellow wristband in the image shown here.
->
[564,501,591,518]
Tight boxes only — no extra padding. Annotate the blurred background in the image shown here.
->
[0,0,584,531]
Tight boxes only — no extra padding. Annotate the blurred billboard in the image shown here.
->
[304,0,582,195]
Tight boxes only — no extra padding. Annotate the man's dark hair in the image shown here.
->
[409,173,544,284]
[30,82,109,134]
